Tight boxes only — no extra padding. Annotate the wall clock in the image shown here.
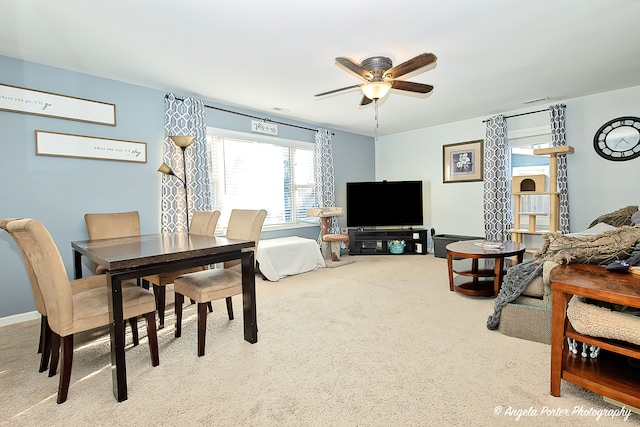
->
[593,116,640,161]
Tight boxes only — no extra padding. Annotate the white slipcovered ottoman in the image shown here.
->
[256,236,325,281]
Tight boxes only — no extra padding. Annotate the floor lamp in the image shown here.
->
[158,135,195,230]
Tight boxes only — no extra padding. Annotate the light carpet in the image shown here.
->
[0,255,637,426]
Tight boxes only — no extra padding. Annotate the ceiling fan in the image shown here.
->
[314,53,437,106]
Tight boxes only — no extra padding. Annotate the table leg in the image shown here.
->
[241,251,258,344]
[493,257,504,297]
[550,289,569,397]
[73,250,82,280]
[106,273,127,402]
[471,258,479,285]
[446,252,454,291]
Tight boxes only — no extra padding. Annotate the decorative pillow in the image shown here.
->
[632,210,640,226]
[565,222,617,237]
[538,225,640,264]
[588,205,638,228]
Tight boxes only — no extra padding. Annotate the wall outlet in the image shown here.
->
[341,228,348,234]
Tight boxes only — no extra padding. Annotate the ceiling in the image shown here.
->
[2,0,640,137]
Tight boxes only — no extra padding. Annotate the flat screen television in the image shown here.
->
[346,180,423,228]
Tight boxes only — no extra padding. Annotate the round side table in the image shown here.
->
[446,240,525,297]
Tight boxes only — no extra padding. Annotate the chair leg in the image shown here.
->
[226,297,234,320]
[129,317,139,346]
[153,284,166,329]
[208,302,213,313]
[49,332,61,377]
[38,315,46,353]
[197,302,208,357]
[57,335,74,404]
[144,312,160,367]
[141,278,150,290]
[39,318,52,373]
[174,292,184,338]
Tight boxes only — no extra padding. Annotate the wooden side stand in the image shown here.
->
[550,264,640,408]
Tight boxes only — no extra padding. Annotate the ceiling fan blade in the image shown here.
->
[335,57,373,81]
[360,95,373,106]
[314,84,362,97]
[391,80,434,94]
[384,53,437,80]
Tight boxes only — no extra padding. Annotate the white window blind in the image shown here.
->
[207,128,316,229]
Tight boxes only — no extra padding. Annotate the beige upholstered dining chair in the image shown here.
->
[142,210,221,328]
[84,211,141,275]
[173,209,266,356]
[6,218,159,404]
[0,218,125,373]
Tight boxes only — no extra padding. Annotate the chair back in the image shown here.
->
[0,217,46,316]
[224,209,267,268]
[84,211,140,274]
[189,211,221,236]
[7,219,75,336]
[84,211,140,240]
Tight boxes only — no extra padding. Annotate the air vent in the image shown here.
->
[523,97,549,105]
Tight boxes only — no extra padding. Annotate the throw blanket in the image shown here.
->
[486,261,544,329]
[540,225,640,264]
[486,225,640,330]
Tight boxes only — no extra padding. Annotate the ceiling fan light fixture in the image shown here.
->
[361,82,391,100]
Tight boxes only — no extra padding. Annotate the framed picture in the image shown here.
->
[0,83,116,126]
[443,140,483,183]
[35,130,146,163]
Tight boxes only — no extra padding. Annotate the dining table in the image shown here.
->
[71,232,257,402]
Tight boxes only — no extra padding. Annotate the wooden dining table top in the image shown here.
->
[72,232,255,272]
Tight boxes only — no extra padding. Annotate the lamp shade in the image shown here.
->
[361,82,391,100]
[169,135,195,148]
[157,162,174,176]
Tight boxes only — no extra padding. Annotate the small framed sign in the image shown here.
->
[0,83,116,126]
[35,130,146,163]
[443,140,483,183]
[251,120,278,135]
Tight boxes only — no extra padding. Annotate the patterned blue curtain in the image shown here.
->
[162,94,212,232]
[314,128,340,234]
[550,104,570,233]
[483,115,512,241]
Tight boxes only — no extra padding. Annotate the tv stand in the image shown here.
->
[348,228,428,255]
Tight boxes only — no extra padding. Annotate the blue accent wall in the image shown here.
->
[0,55,375,318]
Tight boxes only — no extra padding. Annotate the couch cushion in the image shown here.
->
[521,260,558,298]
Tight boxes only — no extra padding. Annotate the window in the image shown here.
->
[509,127,552,228]
[207,128,316,229]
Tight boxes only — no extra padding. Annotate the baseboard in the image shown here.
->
[603,397,640,415]
[0,310,39,327]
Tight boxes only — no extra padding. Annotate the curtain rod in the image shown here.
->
[482,106,554,123]
[166,94,326,133]
[205,104,321,133]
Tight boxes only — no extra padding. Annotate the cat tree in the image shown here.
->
[509,145,574,250]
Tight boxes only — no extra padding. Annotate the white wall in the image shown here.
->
[563,86,640,230]
[375,119,485,236]
[376,85,640,237]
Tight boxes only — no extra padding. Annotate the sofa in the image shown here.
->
[495,206,640,344]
